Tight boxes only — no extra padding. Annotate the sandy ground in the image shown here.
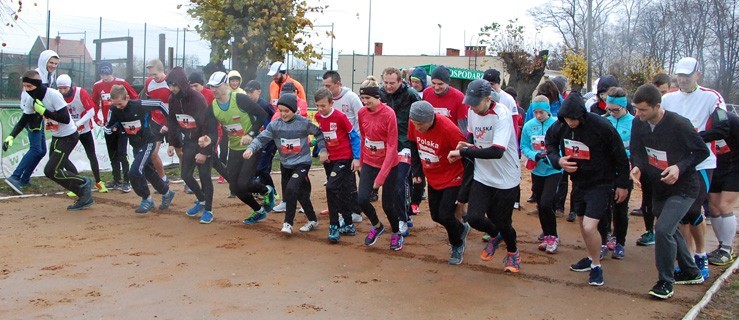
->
[0,170,735,319]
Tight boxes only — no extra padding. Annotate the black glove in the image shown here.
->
[535,153,547,161]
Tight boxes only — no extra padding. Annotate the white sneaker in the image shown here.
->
[273,202,286,212]
[399,221,409,236]
[281,222,292,234]
[299,220,318,232]
[351,213,363,223]
[299,207,305,213]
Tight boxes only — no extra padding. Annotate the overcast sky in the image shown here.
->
[2,0,552,66]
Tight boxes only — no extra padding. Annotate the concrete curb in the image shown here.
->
[682,255,739,320]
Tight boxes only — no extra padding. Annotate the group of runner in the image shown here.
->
[4,52,737,300]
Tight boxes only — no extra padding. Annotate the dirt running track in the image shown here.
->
[0,170,734,319]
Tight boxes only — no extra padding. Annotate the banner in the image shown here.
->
[0,108,179,178]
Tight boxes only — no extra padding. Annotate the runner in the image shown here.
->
[546,91,630,286]
[92,61,138,193]
[629,84,709,299]
[204,72,271,224]
[521,95,562,254]
[267,61,306,108]
[408,101,470,264]
[662,57,728,279]
[244,80,277,199]
[107,85,175,214]
[602,87,634,259]
[227,70,247,94]
[143,59,172,186]
[313,88,361,242]
[166,67,217,223]
[3,50,59,194]
[244,93,324,234]
[423,66,469,134]
[56,74,108,194]
[448,79,522,272]
[357,76,404,250]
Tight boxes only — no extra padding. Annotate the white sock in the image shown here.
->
[591,263,601,269]
[711,216,725,245]
[722,213,736,248]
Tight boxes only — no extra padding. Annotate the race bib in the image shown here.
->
[45,118,59,132]
[281,138,302,155]
[433,108,451,117]
[101,93,111,109]
[564,139,590,160]
[398,148,411,164]
[645,147,669,170]
[716,139,731,155]
[419,150,440,169]
[176,114,197,129]
[323,130,338,146]
[223,123,244,137]
[531,135,546,152]
[364,138,385,157]
[122,120,142,135]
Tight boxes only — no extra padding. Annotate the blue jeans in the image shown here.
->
[11,128,46,184]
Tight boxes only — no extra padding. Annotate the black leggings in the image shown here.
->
[533,173,561,237]
[128,143,169,199]
[227,148,267,211]
[45,133,86,195]
[599,181,632,245]
[428,185,465,247]
[555,172,570,211]
[411,175,425,205]
[641,176,654,231]
[324,160,358,226]
[281,164,316,225]
[105,131,129,183]
[256,141,277,189]
[467,180,519,253]
[181,140,214,211]
[357,164,401,233]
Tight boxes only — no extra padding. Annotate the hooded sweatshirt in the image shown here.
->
[166,67,218,156]
[545,92,630,189]
[227,70,247,94]
[410,68,428,97]
[36,50,59,88]
[589,75,618,115]
[332,86,363,133]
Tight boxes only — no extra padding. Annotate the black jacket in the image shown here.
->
[380,82,421,151]
[108,99,166,149]
[700,108,739,173]
[589,75,619,116]
[166,67,218,155]
[631,111,710,199]
[546,91,630,189]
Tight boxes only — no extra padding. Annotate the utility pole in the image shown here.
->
[586,0,593,92]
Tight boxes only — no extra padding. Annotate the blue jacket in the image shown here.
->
[521,116,561,176]
[605,113,634,158]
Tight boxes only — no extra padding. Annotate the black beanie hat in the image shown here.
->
[431,66,451,84]
[278,93,298,113]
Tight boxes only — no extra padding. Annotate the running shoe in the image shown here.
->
[649,280,673,299]
[545,236,560,254]
[299,220,318,232]
[674,270,704,285]
[481,233,503,261]
[694,254,709,279]
[159,189,175,210]
[538,236,549,251]
[67,196,95,211]
[707,244,723,259]
[630,208,643,216]
[339,224,356,236]
[120,182,132,193]
[606,235,617,251]
[262,186,276,212]
[199,211,214,224]
[449,244,464,265]
[390,233,404,251]
[708,249,734,266]
[135,198,155,214]
[364,224,385,246]
[281,222,293,234]
[612,243,625,260]
[4,176,23,195]
[503,250,521,273]
[95,181,109,193]
[186,201,205,217]
[600,246,608,260]
[319,209,329,215]
[411,203,420,215]
[328,225,340,243]
[526,195,536,203]
[243,208,268,225]
[67,191,77,198]
[399,221,409,237]
[589,266,604,286]
[537,233,546,241]
[217,175,225,184]
[482,234,491,242]
[273,201,287,212]
[351,213,363,223]
[513,202,520,210]
[570,257,592,272]
[407,216,414,228]
[107,181,121,191]
[636,231,656,246]
[566,211,576,222]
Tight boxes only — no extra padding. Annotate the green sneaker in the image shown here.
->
[636,231,655,246]
[243,208,268,225]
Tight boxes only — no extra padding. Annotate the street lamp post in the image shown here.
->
[438,24,442,56]
[366,0,372,76]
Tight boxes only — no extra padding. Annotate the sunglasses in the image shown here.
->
[607,108,622,113]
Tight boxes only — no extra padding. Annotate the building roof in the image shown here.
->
[30,36,93,64]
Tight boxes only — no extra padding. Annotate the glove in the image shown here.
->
[535,153,547,161]
[33,99,46,115]
[2,136,13,151]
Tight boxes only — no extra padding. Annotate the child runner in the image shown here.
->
[521,95,562,254]
[107,85,175,214]
[408,101,470,264]
[357,76,404,250]
[630,84,709,299]
[204,72,271,224]
[244,93,325,234]
[448,79,522,272]
[165,67,218,223]
[313,88,361,242]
